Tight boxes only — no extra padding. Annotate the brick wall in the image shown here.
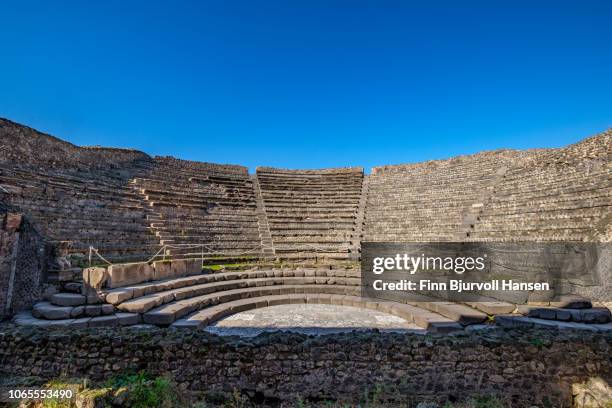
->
[0,327,609,407]
[0,212,46,318]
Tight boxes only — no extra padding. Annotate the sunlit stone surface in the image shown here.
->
[205,304,425,336]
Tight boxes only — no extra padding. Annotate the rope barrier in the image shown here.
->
[144,245,168,264]
[88,246,113,266]
[87,240,349,267]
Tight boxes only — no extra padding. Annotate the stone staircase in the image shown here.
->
[252,175,275,258]
[15,280,140,328]
[458,165,508,240]
[349,174,369,260]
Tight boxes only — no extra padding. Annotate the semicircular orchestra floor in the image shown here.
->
[205,303,426,337]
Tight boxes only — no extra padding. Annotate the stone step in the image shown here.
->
[171,294,462,333]
[494,314,612,332]
[116,277,361,314]
[517,306,611,323]
[103,268,361,305]
[32,302,115,320]
[62,282,83,294]
[403,296,489,325]
[144,284,361,325]
[50,293,86,307]
[13,311,141,328]
[465,300,516,315]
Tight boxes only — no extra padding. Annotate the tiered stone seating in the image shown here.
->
[467,132,612,241]
[256,167,364,260]
[13,280,141,328]
[78,264,472,332]
[364,151,521,242]
[0,165,160,263]
[131,157,262,260]
[12,255,484,332]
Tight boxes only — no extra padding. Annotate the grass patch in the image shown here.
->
[204,262,252,271]
[105,371,179,408]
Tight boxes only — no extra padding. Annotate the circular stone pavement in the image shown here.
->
[204,304,426,337]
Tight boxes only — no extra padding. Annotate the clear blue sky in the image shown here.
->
[2,1,611,172]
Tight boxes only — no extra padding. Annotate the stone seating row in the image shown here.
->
[115,277,360,316]
[0,165,140,191]
[172,293,463,333]
[102,268,360,305]
[365,154,501,242]
[150,157,249,176]
[137,168,253,192]
[517,305,611,323]
[493,177,610,198]
[135,160,263,260]
[256,168,363,260]
[1,164,161,264]
[261,192,363,200]
[13,311,141,328]
[19,207,147,226]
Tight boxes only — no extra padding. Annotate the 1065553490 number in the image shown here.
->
[6,388,74,400]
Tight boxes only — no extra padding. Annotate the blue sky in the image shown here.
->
[1,1,611,172]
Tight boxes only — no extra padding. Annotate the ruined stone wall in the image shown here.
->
[0,327,609,407]
[0,118,151,171]
[0,211,47,319]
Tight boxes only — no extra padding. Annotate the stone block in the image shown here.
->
[70,317,91,329]
[70,306,85,318]
[581,308,611,324]
[116,312,141,326]
[51,293,86,307]
[89,315,119,328]
[82,267,108,299]
[538,308,557,320]
[104,289,134,305]
[185,259,203,274]
[101,304,115,315]
[83,267,108,289]
[152,261,173,280]
[107,262,154,288]
[170,260,187,276]
[32,302,73,320]
[85,305,103,317]
[555,309,572,321]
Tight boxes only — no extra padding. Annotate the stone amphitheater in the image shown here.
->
[0,117,611,335]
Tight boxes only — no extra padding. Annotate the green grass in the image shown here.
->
[105,371,178,408]
[204,262,252,271]
[11,374,509,408]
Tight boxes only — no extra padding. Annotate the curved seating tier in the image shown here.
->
[172,294,464,333]
[0,164,160,263]
[467,148,611,241]
[132,158,262,260]
[256,167,364,260]
[365,151,519,242]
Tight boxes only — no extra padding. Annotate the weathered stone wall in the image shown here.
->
[0,327,609,407]
[0,118,151,170]
[0,211,47,319]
